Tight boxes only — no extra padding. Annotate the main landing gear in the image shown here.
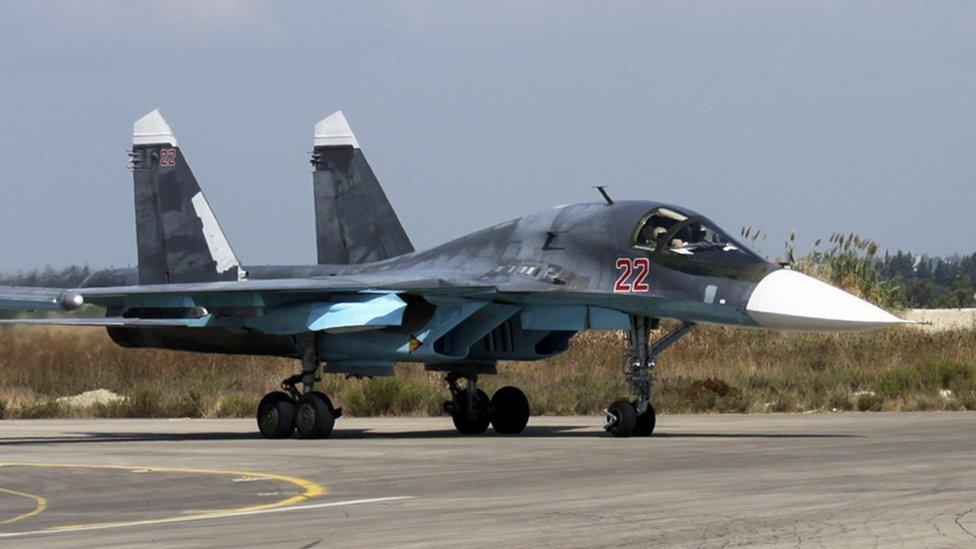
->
[603,318,694,438]
[443,372,530,435]
[257,335,342,439]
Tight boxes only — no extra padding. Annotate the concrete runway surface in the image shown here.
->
[0,413,974,547]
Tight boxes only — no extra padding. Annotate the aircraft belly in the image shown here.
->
[520,306,629,330]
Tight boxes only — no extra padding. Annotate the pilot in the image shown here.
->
[652,226,669,242]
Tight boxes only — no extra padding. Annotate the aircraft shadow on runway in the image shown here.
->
[0,425,858,445]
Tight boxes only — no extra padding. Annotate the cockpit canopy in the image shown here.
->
[631,207,767,276]
[632,207,690,252]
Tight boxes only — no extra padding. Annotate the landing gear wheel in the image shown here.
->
[257,391,296,439]
[491,386,530,434]
[632,403,656,437]
[452,389,491,435]
[604,399,636,438]
[295,391,335,439]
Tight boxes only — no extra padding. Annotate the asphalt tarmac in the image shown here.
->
[0,413,974,547]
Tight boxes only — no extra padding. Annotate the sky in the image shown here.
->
[0,1,974,271]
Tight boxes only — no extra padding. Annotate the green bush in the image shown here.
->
[16,400,64,419]
[123,386,163,417]
[826,388,853,411]
[857,393,883,412]
[4,326,976,419]
[215,394,256,418]
[772,395,796,413]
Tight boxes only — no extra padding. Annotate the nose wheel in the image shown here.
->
[603,318,693,437]
[603,399,636,437]
[603,400,656,438]
[633,404,656,437]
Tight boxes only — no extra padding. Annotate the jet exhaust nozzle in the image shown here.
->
[746,269,908,332]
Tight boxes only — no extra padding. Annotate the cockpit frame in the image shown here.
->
[629,206,770,280]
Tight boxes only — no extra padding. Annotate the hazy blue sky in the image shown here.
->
[1,2,974,270]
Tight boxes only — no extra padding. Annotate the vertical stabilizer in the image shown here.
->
[130,109,243,284]
[311,111,414,264]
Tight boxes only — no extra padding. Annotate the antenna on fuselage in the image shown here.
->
[594,185,614,206]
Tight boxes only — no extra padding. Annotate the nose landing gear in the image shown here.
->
[603,318,694,438]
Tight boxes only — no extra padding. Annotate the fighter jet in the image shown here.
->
[0,110,908,439]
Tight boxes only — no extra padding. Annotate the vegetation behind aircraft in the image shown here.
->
[1,323,975,419]
[2,233,975,420]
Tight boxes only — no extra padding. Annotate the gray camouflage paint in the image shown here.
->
[312,144,414,264]
[0,131,778,374]
[131,144,243,284]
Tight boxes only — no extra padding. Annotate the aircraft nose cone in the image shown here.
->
[746,269,908,331]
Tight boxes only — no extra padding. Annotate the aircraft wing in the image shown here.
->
[0,317,207,327]
[0,276,497,336]
[0,286,78,312]
[75,276,494,303]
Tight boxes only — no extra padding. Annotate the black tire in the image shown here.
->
[491,386,530,434]
[452,389,491,435]
[605,399,637,438]
[632,403,656,437]
[257,391,296,439]
[295,391,336,439]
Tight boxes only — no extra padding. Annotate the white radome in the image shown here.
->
[746,269,909,331]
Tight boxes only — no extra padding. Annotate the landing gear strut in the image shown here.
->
[603,318,694,438]
[443,371,530,435]
[257,333,342,439]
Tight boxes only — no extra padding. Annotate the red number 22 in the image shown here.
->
[614,257,650,293]
[159,149,177,167]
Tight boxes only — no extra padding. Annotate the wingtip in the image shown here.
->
[314,111,360,148]
[133,108,179,147]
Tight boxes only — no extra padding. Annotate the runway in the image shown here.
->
[0,413,974,547]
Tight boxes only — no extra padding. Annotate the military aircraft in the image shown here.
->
[0,110,907,439]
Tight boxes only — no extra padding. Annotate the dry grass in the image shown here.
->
[1,325,975,418]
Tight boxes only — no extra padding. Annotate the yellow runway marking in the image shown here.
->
[0,487,47,526]
[0,496,414,539]
[0,462,324,531]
